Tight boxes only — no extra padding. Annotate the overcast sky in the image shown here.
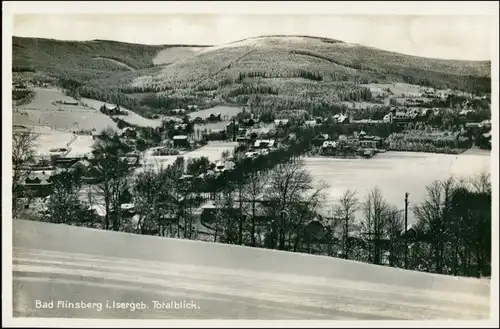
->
[12,13,495,61]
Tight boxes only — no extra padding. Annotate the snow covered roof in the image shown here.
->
[121,203,135,211]
[254,139,275,148]
[73,159,91,168]
[322,141,337,148]
[89,204,106,217]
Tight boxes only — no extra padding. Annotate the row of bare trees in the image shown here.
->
[411,174,492,277]
[131,153,492,278]
[12,127,491,278]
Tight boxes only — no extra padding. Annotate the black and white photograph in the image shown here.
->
[2,1,499,327]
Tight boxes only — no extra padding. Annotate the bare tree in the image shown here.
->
[244,170,268,247]
[12,130,39,217]
[213,187,238,244]
[386,206,405,267]
[43,169,83,225]
[265,158,328,250]
[90,129,133,231]
[413,175,491,277]
[412,178,455,274]
[288,186,328,252]
[333,189,359,260]
[361,187,390,265]
[134,168,161,235]
[467,172,491,194]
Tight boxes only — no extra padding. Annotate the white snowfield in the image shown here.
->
[12,219,490,320]
[65,135,95,158]
[137,142,237,175]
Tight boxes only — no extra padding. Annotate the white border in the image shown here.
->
[2,1,499,328]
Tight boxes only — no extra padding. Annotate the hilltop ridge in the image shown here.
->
[12,34,491,117]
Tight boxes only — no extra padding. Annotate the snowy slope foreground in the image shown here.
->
[12,219,490,320]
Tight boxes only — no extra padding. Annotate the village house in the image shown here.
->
[174,123,188,132]
[274,119,290,126]
[383,109,419,125]
[357,131,384,149]
[239,118,256,127]
[459,109,475,117]
[173,135,189,148]
[322,140,337,149]
[91,130,108,140]
[304,120,318,127]
[121,127,137,138]
[100,104,121,115]
[400,224,418,240]
[88,204,107,219]
[72,159,92,172]
[320,141,338,155]
[194,199,272,238]
[26,158,55,171]
[479,120,492,129]
[236,135,250,144]
[313,134,330,146]
[214,160,236,173]
[120,156,141,168]
[171,108,186,115]
[21,170,55,197]
[120,203,136,218]
[422,90,438,98]
[71,159,103,183]
[186,105,199,111]
[13,82,28,90]
[54,157,81,168]
[253,139,275,149]
[337,113,350,124]
[245,151,260,159]
[48,148,69,165]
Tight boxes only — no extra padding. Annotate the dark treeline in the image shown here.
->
[236,70,323,82]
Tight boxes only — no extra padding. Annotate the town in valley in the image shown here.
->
[12,33,492,286]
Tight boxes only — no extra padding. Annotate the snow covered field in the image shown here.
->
[18,88,80,111]
[188,106,242,119]
[14,88,118,132]
[137,142,238,174]
[80,98,166,128]
[29,126,75,156]
[307,150,491,222]
[65,135,95,158]
[11,219,491,320]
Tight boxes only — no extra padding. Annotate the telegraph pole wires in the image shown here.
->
[404,192,410,269]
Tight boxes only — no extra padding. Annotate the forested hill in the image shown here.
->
[12,35,491,117]
[12,36,210,76]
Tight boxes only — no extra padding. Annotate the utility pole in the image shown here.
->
[233,117,237,142]
[404,192,409,269]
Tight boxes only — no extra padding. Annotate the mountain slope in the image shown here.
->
[12,36,210,79]
[127,35,490,89]
[12,35,491,117]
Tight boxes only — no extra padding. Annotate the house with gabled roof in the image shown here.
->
[21,170,55,197]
